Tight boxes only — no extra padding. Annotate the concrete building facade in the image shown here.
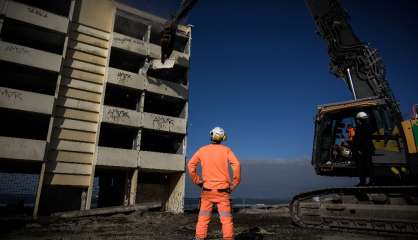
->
[0,0,191,216]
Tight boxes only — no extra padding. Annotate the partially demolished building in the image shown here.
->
[0,0,191,216]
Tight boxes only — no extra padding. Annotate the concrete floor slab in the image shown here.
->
[0,136,46,161]
[6,1,69,33]
[97,146,138,168]
[107,67,146,90]
[0,40,61,72]
[139,151,185,172]
[0,87,54,114]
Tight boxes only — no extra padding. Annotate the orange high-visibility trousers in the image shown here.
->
[196,190,233,240]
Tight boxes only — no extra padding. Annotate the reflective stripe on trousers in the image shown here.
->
[196,190,233,240]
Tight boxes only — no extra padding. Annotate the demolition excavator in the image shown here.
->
[160,0,418,234]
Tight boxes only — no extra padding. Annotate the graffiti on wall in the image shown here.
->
[27,7,48,18]
[113,37,145,47]
[0,88,23,103]
[107,108,130,122]
[3,45,29,55]
[116,71,132,83]
[152,115,174,131]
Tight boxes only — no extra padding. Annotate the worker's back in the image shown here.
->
[187,127,240,240]
[188,143,240,190]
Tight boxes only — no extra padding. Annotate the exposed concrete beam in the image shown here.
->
[107,67,146,90]
[0,136,46,161]
[96,146,138,168]
[112,32,147,56]
[0,41,62,72]
[0,87,54,114]
[102,105,142,127]
[5,1,69,33]
[142,112,187,134]
[139,151,185,172]
[146,77,188,100]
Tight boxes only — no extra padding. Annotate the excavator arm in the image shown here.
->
[160,0,198,63]
[305,0,402,124]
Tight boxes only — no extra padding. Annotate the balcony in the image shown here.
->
[146,76,188,99]
[107,67,145,90]
[0,136,46,161]
[102,105,141,127]
[142,112,186,134]
[139,151,184,172]
[5,1,69,33]
[96,146,138,168]
[0,41,61,72]
[0,87,54,114]
[112,32,147,56]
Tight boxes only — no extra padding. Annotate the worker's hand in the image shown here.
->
[229,185,236,192]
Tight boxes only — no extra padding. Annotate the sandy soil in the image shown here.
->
[1,209,416,240]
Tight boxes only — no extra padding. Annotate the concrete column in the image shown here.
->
[0,0,7,34]
[166,172,185,213]
[123,170,130,206]
[80,189,88,210]
[33,162,46,217]
[129,168,138,205]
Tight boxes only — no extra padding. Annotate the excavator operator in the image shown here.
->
[188,127,241,240]
[352,112,375,186]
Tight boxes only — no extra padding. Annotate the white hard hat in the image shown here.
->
[210,127,227,142]
[356,111,368,119]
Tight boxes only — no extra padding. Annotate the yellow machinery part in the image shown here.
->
[401,120,418,154]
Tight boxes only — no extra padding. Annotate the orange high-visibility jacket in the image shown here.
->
[188,144,241,190]
[348,127,356,141]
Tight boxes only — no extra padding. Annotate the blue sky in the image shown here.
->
[121,0,418,161]
[185,0,418,160]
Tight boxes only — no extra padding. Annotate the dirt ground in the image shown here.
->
[1,209,417,240]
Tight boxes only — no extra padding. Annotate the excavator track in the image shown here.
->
[289,186,418,234]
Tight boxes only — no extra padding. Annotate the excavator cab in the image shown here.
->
[312,97,408,177]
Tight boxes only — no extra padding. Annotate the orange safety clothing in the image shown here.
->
[348,127,356,141]
[188,144,241,190]
[188,143,241,240]
[196,190,233,240]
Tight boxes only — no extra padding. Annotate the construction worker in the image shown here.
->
[188,127,241,240]
[352,111,375,186]
[346,124,356,143]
